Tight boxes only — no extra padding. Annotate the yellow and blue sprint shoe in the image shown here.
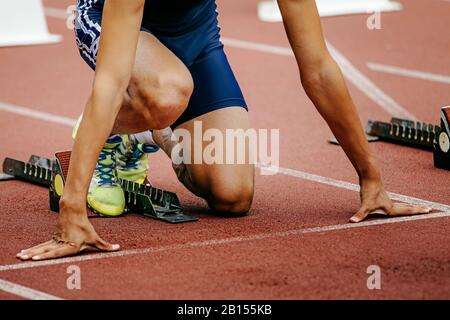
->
[116,134,159,184]
[87,135,126,216]
[72,116,125,216]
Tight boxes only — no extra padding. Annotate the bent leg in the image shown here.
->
[77,19,194,133]
[155,107,255,216]
[113,32,193,133]
[105,32,194,133]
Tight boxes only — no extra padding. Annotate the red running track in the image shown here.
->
[0,0,449,299]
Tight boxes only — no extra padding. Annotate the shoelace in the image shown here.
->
[121,143,159,170]
[96,148,117,185]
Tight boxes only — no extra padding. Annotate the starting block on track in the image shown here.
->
[49,151,196,223]
[2,151,197,223]
[329,106,450,171]
[365,118,440,151]
[434,107,450,170]
[2,155,54,187]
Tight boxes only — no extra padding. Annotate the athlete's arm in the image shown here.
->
[277,0,431,221]
[17,0,145,260]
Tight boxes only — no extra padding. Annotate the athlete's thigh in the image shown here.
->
[76,9,190,87]
[129,31,192,95]
[176,107,255,196]
[113,32,194,132]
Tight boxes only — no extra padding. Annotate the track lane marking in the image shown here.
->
[367,62,450,85]
[260,165,450,212]
[1,209,449,272]
[44,7,72,19]
[0,102,76,127]
[0,278,63,300]
[221,38,417,120]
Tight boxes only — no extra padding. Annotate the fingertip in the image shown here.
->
[32,256,40,260]
[112,244,120,251]
[349,216,360,223]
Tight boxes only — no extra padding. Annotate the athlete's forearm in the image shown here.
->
[61,90,124,210]
[278,0,380,181]
[304,57,380,181]
[60,0,145,212]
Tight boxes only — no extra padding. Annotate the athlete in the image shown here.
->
[17,0,430,261]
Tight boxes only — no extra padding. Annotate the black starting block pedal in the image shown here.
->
[328,107,449,171]
[0,173,14,181]
[365,118,440,151]
[49,151,197,223]
[2,155,54,187]
[433,106,450,170]
[120,179,196,223]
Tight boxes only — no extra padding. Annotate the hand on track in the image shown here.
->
[350,179,432,223]
[17,207,119,261]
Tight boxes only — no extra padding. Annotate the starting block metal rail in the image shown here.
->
[2,155,54,187]
[365,118,440,151]
[328,106,450,171]
[434,106,450,170]
[2,151,197,223]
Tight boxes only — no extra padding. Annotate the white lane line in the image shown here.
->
[221,38,417,120]
[0,278,62,300]
[44,7,72,19]
[367,62,450,85]
[222,37,293,56]
[43,6,417,121]
[325,43,417,120]
[0,101,76,127]
[1,209,449,272]
[261,165,450,212]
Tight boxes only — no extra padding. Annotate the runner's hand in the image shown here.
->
[350,179,432,223]
[16,204,119,261]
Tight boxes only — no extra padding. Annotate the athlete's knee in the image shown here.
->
[129,72,193,129]
[208,178,254,217]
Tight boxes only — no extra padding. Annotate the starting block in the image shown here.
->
[2,155,54,187]
[48,151,197,223]
[433,106,450,170]
[365,118,440,151]
[328,106,449,171]
[2,151,197,223]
